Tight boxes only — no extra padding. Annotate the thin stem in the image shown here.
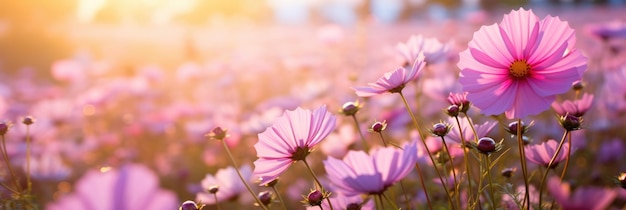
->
[440,136,460,208]
[272,185,288,210]
[1,135,21,193]
[485,155,496,210]
[378,133,402,149]
[351,115,369,151]
[454,115,474,208]
[382,193,400,210]
[302,159,334,210]
[516,119,530,210]
[213,193,221,210]
[398,180,411,210]
[398,92,441,210]
[538,131,570,209]
[25,125,32,193]
[221,140,268,210]
[413,162,433,209]
[559,133,573,181]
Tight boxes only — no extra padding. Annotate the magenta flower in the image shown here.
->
[195,165,252,205]
[551,93,594,117]
[353,54,425,97]
[324,141,417,196]
[458,8,587,119]
[547,176,617,210]
[46,164,178,210]
[525,139,570,168]
[396,35,449,64]
[253,106,336,185]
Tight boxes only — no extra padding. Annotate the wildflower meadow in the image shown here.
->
[1,1,626,209]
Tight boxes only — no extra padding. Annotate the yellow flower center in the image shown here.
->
[509,60,531,79]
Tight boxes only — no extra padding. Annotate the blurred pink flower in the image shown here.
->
[525,139,570,168]
[51,59,86,84]
[547,176,617,210]
[46,163,178,210]
[353,54,425,97]
[253,106,336,185]
[445,117,497,144]
[551,93,594,117]
[324,141,417,196]
[26,152,71,181]
[458,8,587,119]
[396,35,450,64]
[195,165,253,205]
[584,20,626,41]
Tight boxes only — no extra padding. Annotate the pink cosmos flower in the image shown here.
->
[323,141,417,196]
[46,163,178,210]
[551,93,594,117]
[524,139,570,168]
[458,8,587,119]
[195,165,253,205]
[253,106,336,185]
[445,117,497,144]
[547,176,617,210]
[353,54,426,97]
[396,35,449,64]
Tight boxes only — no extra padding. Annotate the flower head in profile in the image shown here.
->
[548,176,617,210]
[551,93,594,117]
[458,8,587,119]
[353,54,426,97]
[525,139,570,168]
[396,35,450,65]
[196,165,252,205]
[253,106,336,185]
[324,141,417,196]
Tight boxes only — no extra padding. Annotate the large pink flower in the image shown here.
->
[253,106,336,185]
[353,54,425,97]
[323,141,417,196]
[458,8,587,119]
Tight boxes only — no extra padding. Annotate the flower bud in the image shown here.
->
[306,190,324,206]
[430,122,451,137]
[618,172,626,189]
[0,121,11,135]
[258,191,273,207]
[476,137,496,154]
[208,185,219,194]
[445,105,460,117]
[506,121,531,136]
[22,116,36,125]
[501,168,516,178]
[206,127,229,140]
[179,200,199,210]
[346,203,362,210]
[369,121,387,133]
[340,101,361,116]
[559,114,582,131]
[572,80,584,91]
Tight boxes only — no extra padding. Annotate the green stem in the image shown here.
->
[221,140,268,210]
[302,159,334,210]
[538,130,570,209]
[485,155,496,210]
[440,136,460,208]
[1,135,21,193]
[272,185,288,210]
[213,193,221,210]
[454,115,474,208]
[351,115,369,151]
[559,133,573,181]
[25,125,32,193]
[382,193,400,210]
[398,92,441,210]
[516,119,530,210]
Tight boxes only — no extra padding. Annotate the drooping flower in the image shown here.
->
[253,106,336,185]
[396,35,450,64]
[324,141,417,196]
[524,139,570,168]
[46,164,178,210]
[551,93,594,117]
[353,54,426,97]
[458,8,587,119]
[195,165,253,205]
[547,176,617,210]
